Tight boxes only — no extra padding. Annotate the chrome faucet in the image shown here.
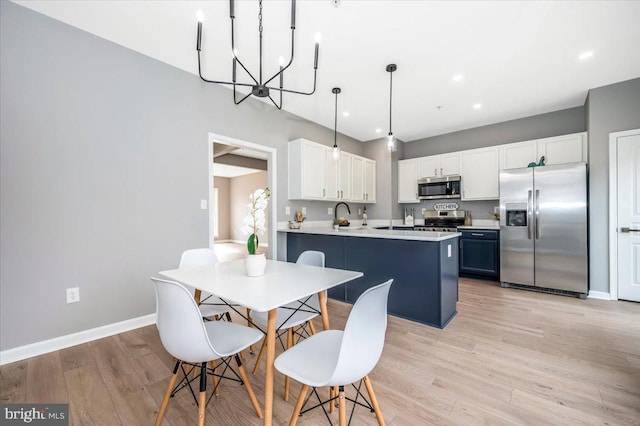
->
[334,202,351,220]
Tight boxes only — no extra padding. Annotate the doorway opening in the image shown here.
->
[208,133,277,261]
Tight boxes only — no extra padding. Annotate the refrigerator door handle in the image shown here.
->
[527,190,533,240]
[535,189,540,240]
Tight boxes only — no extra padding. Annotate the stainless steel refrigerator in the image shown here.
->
[499,162,588,296]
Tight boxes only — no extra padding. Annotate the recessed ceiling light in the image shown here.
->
[343,112,350,117]
[473,103,482,109]
[579,50,594,60]
[375,128,381,133]
[452,74,463,82]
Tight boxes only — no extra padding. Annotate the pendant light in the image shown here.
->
[332,87,341,160]
[386,64,398,152]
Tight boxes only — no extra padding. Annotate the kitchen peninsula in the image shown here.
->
[279,226,460,328]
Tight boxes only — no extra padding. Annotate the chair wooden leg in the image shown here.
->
[363,375,385,425]
[289,384,309,426]
[329,386,338,413]
[252,338,267,375]
[246,308,255,354]
[210,360,220,396]
[284,328,293,401]
[235,355,263,418]
[338,385,347,426]
[197,362,207,426]
[308,320,317,335]
[154,360,181,426]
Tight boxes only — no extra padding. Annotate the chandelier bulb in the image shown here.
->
[196,10,204,22]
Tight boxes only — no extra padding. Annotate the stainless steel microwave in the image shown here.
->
[418,175,461,200]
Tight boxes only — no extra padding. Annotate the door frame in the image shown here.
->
[207,132,277,259]
[608,128,640,300]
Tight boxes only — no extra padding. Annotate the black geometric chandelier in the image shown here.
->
[196,0,320,109]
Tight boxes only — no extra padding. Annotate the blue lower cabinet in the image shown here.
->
[286,233,458,328]
[459,230,500,281]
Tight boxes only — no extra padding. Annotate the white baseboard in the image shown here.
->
[587,290,611,300]
[0,313,156,366]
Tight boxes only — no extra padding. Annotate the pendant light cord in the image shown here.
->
[334,90,338,146]
[389,69,393,134]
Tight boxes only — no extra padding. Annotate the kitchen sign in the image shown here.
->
[433,202,459,211]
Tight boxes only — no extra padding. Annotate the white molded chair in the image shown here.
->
[179,248,234,319]
[250,250,325,399]
[275,279,393,426]
[151,277,263,426]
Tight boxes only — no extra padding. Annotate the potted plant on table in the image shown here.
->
[242,187,270,276]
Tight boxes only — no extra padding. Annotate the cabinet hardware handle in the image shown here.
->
[323,188,325,197]
[620,227,640,233]
[440,167,443,176]
[471,233,484,237]
[434,168,437,176]
[341,190,343,198]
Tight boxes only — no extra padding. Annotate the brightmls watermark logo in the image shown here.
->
[1,404,68,425]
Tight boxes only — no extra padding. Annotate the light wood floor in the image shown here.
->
[2,278,639,425]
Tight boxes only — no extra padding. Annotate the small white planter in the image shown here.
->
[245,253,267,277]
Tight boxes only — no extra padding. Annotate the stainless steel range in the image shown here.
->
[415,210,466,232]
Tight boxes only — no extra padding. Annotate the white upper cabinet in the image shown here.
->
[537,133,587,165]
[461,147,500,200]
[338,152,352,201]
[419,153,460,178]
[325,147,339,200]
[364,158,376,203]
[289,139,375,203]
[499,141,537,170]
[499,132,587,170]
[398,159,420,203]
[351,155,365,202]
[289,139,326,200]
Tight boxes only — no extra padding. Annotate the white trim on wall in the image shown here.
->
[208,133,277,259]
[587,290,611,300]
[0,314,156,366]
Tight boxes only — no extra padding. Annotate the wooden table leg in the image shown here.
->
[193,289,202,304]
[318,291,330,330]
[264,308,277,426]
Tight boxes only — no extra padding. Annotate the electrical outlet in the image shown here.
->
[328,207,333,215]
[66,287,80,304]
[285,206,291,215]
[358,208,362,215]
[302,207,307,215]
[421,208,427,215]
[200,200,207,210]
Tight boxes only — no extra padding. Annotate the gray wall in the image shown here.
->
[213,177,231,240]
[0,2,363,351]
[230,171,269,246]
[403,107,586,159]
[586,78,640,293]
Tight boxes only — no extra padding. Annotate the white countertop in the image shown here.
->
[279,226,460,242]
[458,224,500,230]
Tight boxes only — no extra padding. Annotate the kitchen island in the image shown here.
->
[279,226,460,328]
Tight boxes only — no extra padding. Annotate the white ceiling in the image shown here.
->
[14,0,640,142]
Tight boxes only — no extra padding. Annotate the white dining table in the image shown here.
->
[159,258,363,426]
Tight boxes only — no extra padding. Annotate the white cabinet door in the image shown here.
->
[301,141,326,199]
[537,133,587,166]
[398,159,419,203]
[499,141,537,170]
[351,155,365,202]
[439,153,460,176]
[419,156,439,178]
[418,153,460,177]
[325,148,339,200]
[364,159,376,203]
[461,147,500,200]
[338,152,352,200]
